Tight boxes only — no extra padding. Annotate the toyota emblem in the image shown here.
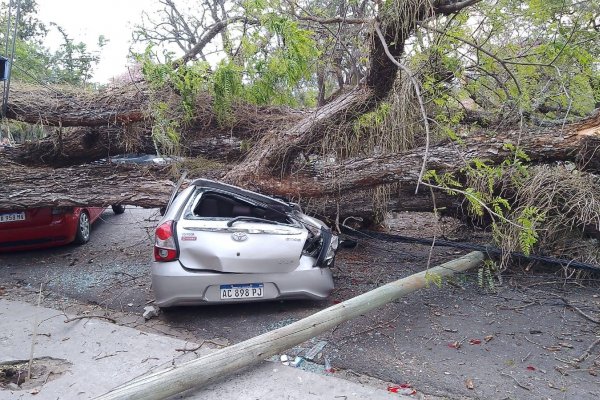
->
[232,232,248,242]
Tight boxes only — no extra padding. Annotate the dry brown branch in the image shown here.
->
[175,339,227,352]
[500,372,530,391]
[64,315,117,324]
[575,337,600,363]
[560,297,600,325]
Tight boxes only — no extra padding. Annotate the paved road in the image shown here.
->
[0,207,158,311]
[1,208,599,399]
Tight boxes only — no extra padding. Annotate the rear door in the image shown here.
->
[176,219,308,274]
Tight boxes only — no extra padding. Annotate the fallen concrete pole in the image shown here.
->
[96,251,485,400]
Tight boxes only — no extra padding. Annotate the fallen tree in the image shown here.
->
[4,86,307,166]
[0,161,174,209]
[1,122,597,211]
[6,82,148,127]
[1,0,599,267]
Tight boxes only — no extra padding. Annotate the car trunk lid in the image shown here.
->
[0,208,53,230]
[176,220,307,273]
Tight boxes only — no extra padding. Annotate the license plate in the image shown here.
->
[0,212,26,223]
[220,283,264,299]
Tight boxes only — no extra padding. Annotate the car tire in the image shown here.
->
[112,204,125,214]
[74,211,91,245]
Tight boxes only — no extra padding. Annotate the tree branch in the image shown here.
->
[374,23,431,193]
[417,22,522,95]
[434,0,482,15]
[172,17,258,69]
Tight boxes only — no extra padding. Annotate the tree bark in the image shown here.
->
[225,87,375,183]
[4,125,153,167]
[6,83,148,127]
[234,124,600,198]
[0,162,174,209]
[4,86,307,167]
[4,125,248,167]
[2,124,596,214]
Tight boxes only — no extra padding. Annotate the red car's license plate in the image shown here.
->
[0,212,26,223]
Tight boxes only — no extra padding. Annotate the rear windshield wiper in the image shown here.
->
[227,216,285,227]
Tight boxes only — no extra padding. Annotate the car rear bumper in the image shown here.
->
[151,261,334,307]
[0,219,77,252]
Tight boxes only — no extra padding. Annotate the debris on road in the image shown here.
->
[324,357,335,373]
[448,341,461,349]
[387,383,416,395]
[291,356,304,368]
[465,378,475,390]
[305,340,328,361]
[143,305,160,320]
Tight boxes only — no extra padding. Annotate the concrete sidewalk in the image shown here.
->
[0,299,403,399]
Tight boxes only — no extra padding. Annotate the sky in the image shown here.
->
[36,0,160,83]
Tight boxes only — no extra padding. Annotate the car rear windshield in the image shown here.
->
[185,189,292,224]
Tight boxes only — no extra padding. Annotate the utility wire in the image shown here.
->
[2,0,21,118]
[349,229,600,273]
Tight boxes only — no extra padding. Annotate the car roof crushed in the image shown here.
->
[192,179,293,213]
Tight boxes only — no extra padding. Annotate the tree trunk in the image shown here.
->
[2,125,596,215]
[0,162,174,209]
[4,125,153,167]
[225,87,375,183]
[6,83,148,127]
[4,84,308,166]
[4,125,249,167]
[233,124,600,198]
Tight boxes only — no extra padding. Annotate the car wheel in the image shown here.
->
[74,211,91,245]
[112,204,125,214]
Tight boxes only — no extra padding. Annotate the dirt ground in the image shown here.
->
[1,208,599,399]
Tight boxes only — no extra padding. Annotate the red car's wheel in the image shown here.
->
[74,211,91,244]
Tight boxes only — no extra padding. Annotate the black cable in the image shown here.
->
[351,229,600,273]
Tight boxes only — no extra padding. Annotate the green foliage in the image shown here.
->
[515,206,546,256]
[424,271,443,288]
[477,260,497,290]
[425,145,549,263]
[241,15,316,106]
[137,48,211,154]
[212,60,244,124]
[353,102,391,135]
[47,24,106,85]
[463,0,599,119]
[0,2,104,86]
[0,0,46,42]
[149,101,181,155]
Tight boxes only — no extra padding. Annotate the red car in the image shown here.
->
[0,205,124,252]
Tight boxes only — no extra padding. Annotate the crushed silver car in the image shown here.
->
[152,179,338,307]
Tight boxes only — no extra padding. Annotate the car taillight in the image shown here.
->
[154,220,178,262]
